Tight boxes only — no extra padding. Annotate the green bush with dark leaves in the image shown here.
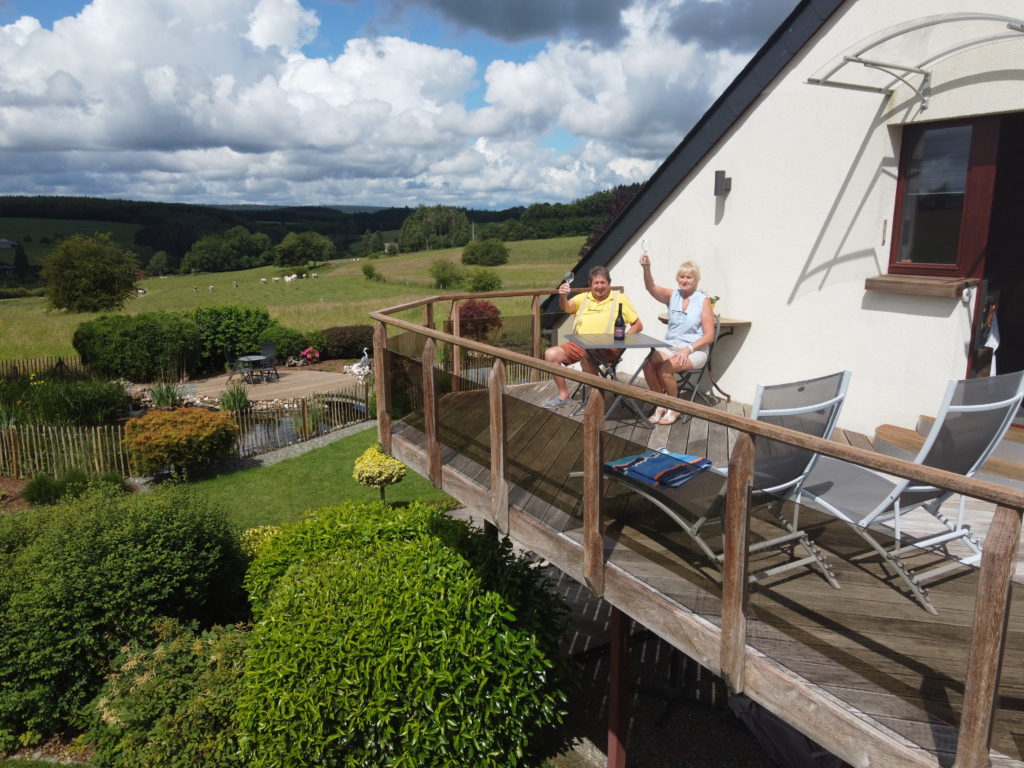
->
[257,323,323,362]
[187,305,275,376]
[0,484,246,748]
[239,500,573,768]
[461,238,509,266]
[73,311,201,382]
[124,407,239,476]
[319,325,374,360]
[85,618,248,768]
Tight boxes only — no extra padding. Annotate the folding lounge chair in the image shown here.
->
[605,370,852,586]
[790,371,1024,614]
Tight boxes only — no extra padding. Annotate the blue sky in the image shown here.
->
[0,0,799,208]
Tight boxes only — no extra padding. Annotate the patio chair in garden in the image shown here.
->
[673,315,720,421]
[605,370,851,586]
[790,370,1024,614]
[224,349,252,383]
[258,342,280,382]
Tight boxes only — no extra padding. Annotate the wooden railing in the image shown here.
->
[369,288,1024,768]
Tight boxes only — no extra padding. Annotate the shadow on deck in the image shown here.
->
[390,377,1024,768]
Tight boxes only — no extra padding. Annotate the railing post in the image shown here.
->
[530,295,542,383]
[582,387,605,596]
[451,299,462,389]
[952,504,1022,768]
[373,322,392,453]
[423,301,434,330]
[422,338,442,487]
[720,432,754,694]
[488,360,510,536]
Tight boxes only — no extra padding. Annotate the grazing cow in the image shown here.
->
[232,281,239,288]
[192,285,198,293]
[272,277,281,283]
[208,285,215,293]
[136,288,147,296]
[260,278,268,284]
[310,272,318,279]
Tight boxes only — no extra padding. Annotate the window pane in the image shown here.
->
[897,125,972,265]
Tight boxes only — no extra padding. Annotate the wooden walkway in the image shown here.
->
[389,377,1024,768]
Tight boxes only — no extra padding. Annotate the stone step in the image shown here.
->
[875,423,1024,488]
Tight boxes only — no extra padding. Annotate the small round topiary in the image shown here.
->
[352,443,406,501]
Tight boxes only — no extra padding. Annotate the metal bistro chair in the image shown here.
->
[789,371,1024,614]
[673,315,720,421]
[224,348,253,383]
[257,341,280,382]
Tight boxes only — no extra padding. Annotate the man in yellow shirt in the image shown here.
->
[543,266,643,408]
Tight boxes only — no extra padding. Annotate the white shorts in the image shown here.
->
[669,346,707,370]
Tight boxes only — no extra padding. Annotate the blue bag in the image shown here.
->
[605,449,712,488]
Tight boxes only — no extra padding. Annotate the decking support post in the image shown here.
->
[720,432,754,694]
[607,606,630,768]
[451,300,462,389]
[421,338,442,487]
[952,504,1021,768]
[373,322,393,453]
[530,295,542,382]
[582,388,605,596]
[488,360,510,536]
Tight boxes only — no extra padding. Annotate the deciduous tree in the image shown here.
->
[42,233,139,312]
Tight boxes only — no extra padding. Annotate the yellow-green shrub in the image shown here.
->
[352,443,406,501]
[125,408,239,476]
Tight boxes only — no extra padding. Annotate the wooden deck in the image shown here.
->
[388,376,1024,768]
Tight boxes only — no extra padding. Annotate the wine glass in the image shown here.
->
[562,271,574,287]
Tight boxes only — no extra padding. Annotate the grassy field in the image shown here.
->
[0,218,141,265]
[0,236,583,358]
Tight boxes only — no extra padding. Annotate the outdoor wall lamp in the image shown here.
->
[714,170,732,197]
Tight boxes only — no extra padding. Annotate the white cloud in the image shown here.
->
[0,0,790,207]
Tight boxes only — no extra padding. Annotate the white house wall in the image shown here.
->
[607,0,1023,433]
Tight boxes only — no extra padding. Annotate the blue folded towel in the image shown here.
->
[605,449,712,488]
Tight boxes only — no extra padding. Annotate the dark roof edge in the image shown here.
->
[563,0,847,288]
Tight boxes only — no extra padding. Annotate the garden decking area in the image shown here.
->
[370,289,1024,768]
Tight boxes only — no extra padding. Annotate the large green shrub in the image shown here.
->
[0,485,246,745]
[462,238,510,266]
[258,322,323,361]
[73,311,201,382]
[320,324,374,360]
[124,408,239,476]
[85,618,248,768]
[238,501,572,768]
[466,266,503,292]
[187,305,275,375]
[429,258,464,289]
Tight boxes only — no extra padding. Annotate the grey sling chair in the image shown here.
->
[605,370,851,586]
[789,370,1024,615]
[258,341,280,382]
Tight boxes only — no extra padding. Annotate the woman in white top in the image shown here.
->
[639,254,715,425]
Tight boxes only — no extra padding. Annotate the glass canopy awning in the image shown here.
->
[807,13,1024,109]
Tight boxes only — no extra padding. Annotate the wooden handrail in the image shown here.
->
[370,307,1024,512]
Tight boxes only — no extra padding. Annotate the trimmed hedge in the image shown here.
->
[319,325,373,360]
[72,312,201,382]
[0,484,246,747]
[461,238,509,266]
[124,408,239,476]
[187,305,275,376]
[239,501,573,768]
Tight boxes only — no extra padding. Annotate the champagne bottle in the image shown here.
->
[613,303,625,340]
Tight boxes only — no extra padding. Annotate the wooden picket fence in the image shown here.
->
[0,356,88,379]
[0,386,371,479]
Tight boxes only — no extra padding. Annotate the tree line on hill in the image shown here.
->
[0,184,639,277]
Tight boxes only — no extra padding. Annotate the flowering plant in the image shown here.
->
[301,347,320,364]
[707,295,720,307]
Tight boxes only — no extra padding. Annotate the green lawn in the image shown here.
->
[0,236,583,358]
[190,425,459,531]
